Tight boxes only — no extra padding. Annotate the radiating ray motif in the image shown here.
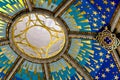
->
[50,59,83,80]
[62,6,91,32]
[0,0,25,16]
[0,20,7,38]
[68,39,93,65]
[62,0,119,32]
[68,38,120,79]
[0,45,17,79]
[0,0,120,80]
[13,61,44,80]
[33,0,63,11]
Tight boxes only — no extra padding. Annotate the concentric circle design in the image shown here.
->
[9,10,69,63]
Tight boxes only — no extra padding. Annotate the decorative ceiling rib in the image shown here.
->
[0,0,120,80]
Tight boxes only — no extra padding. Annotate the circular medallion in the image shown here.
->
[96,27,120,51]
[9,10,69,63]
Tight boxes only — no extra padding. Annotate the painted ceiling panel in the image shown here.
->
[68,39,120,79]
[33,0,63,11]
[95,53,120,80]
[62,0,119,32]
[0,45,17,79]
[0,0,119,80]
[0,0,25,16]
[62,3,91,32]
[68,39,93,65]
[13,61,44,80]
[50,59,84,80]
[0,20,7,38]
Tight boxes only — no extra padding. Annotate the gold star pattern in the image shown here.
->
[90,0,95,4]
[95,76,99,80]
[106,54,110,59]
[103,0,108,4]
[96,65,100,69]
[106,8,110,12]
[98,6,102,10]
[93,11,97,15]
[99,58,104,62]
[102,15,106,19]
[110,63,115,68]
[111,1,115,6]
[105,68,110,72]
[93,23,97,27]
[114,75,119,80]
[0,0,119,80]
[102,74,106,78]
[93,18,97,22]
[101,21,106,25]
[99,52,103,56]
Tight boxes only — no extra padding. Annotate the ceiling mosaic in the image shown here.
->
[0,0,120,80]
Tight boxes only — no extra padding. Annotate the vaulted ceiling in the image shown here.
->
[0,0,120,80]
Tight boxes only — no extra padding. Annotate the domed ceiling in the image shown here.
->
[0,0,120,80]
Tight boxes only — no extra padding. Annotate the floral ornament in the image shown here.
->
[96,27,120,51]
